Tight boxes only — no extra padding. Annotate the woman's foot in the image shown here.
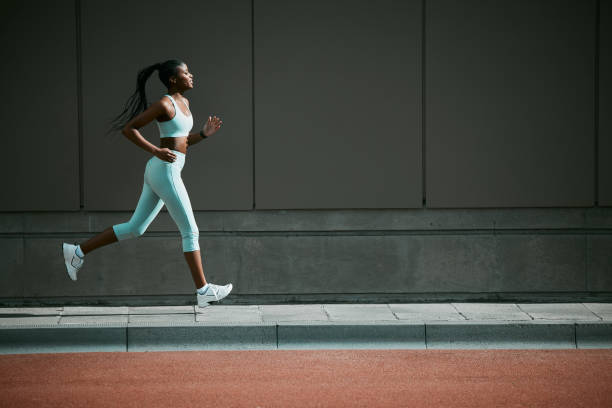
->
[197,283,233,308]
[62,242,84,281]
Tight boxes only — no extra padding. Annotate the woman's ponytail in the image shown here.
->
[105,59,183,136]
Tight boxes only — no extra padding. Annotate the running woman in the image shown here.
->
[62,59,232,308]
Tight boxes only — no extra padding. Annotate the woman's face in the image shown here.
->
[173,64,194,89]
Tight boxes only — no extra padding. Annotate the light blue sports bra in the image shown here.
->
[156,94,193,138]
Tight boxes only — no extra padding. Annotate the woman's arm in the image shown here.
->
[121,100,166,154]
[187,115,223,148]
[186,130,208,148]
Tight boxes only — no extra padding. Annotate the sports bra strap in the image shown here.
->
[156,93,193,137]
[164,94,177,113]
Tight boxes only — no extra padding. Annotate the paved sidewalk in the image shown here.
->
[1,303,611,354]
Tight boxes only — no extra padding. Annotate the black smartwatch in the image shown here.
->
[199,130,208,139]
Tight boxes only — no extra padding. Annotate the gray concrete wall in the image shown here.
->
[2,208,611,304]
[0,0,610,305]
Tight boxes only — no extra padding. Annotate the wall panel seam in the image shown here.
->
[252,0,256,210]
[421,0,426,208]
[595,0,600,206]
[75,0,84,210]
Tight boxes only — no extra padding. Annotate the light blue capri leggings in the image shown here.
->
[112,150,200,252]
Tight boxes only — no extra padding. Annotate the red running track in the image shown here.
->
[1,349,611,407]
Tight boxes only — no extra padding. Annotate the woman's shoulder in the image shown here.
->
[155,96,175,121]
[160,94,189,106]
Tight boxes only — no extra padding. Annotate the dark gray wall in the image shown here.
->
[81,0,252,211]
[0,0,79,211]
[0,0,610,305]
[0,0,606,211]
[427,0,595,207]
[600,0,611,205]
[255,0,422,209]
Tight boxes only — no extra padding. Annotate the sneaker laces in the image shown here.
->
[200,284,220,300]
[71,253,83,268]
[209,285,220,300]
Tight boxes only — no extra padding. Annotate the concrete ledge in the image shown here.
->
[1,321,611,354]
[127,323,277,351]
[277,321,425,349]
[1,303,611,353]
[426,321,577,349]
[0,325,126,354]
[576,322,612,348]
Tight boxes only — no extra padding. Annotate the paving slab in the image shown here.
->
[196,305,262,323]
[129,314,195,324]
[128,306,195,315]
[62,306,129,316]
[0,307,62,316]
[517,303,602,321]
[323,304,397,321]
[0,316,60,326]
[582,303,612,320]
[452,303,532,320]
[388,303,466,321]
[260,304,328,322]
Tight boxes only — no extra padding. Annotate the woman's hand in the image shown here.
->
[154,147,177,162]
[202,115,223,138]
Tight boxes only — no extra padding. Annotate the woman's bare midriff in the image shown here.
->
[160,136,188,155]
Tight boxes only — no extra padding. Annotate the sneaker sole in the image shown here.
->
[197,297,220,308]
[197,284,233,308]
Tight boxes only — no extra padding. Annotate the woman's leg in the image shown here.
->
[81,173,164,255]
[79,226,118,255]
[148,158,206,289]
[168,170,207,289]
[183,250,207,288]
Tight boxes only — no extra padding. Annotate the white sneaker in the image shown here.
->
[197,283,233,308]
[62,242,84,281]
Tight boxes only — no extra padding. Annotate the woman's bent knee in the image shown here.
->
[182,231,200,252]
[112,223,146,240]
